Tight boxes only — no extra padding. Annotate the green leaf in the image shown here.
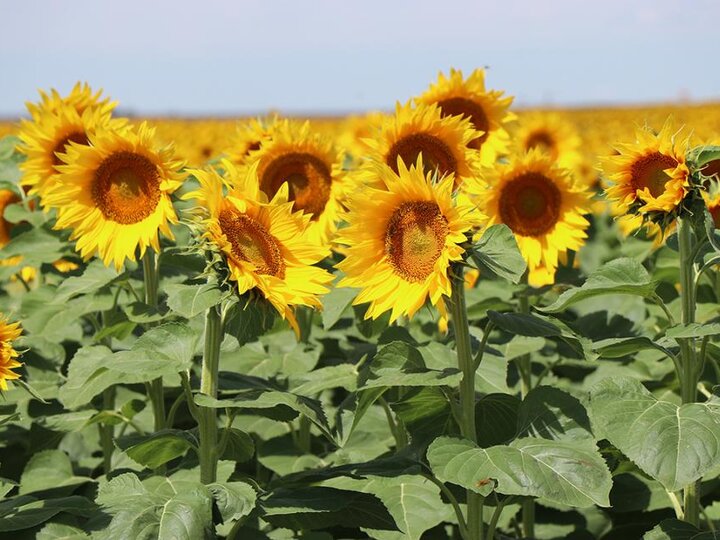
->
[392,387,455,445]
[540,258,657,313]
[0,496,95,533]
[117,430,197,469]
[219,428,255,462]
[19,450,91,495]
[289,364,358,396]
[593,336,675,359]
[687,144,720,176]
[321,285,358,330]
[475,393,520,447]
[488,311,562,337]
[644,518,720,539]
[207,481,256,522]
[261,486,398,531]
[0,226,69,268]
[666,322,720,339]
[224,299,277,346]
[589,377,720,491]
[469,224,527,284]
[37,523,90,539]
[165,282,226,319]
[517,386,593,441]
[53,260,121,302]
[427,436,612,507]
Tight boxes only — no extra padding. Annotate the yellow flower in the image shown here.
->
[225,117,274,166]
[336,157,486,322]
[417,68,515,166]
[363,101,482,190]
[337,111,386,164]
[18,84,123,200]
[42,123,185,270]
[183,160,333,334]
[601,119,690,217]
[477,150,591,286]
[0,316,22,391]
[245,120,346,244]
[514,113,583,170]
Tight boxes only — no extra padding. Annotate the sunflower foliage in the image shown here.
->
[3,95,720,540]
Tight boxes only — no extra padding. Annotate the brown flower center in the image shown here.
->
[218,210,285,278]
[630,152,678,197]
[386,133,458,178]
[92,152,161,224]
[437,97,490,150]
[385,201,449,282]
[0,190,20,246]
[499,172,562,237]
[525,130,557,160]
[260,152,332,219]
[52,131,89,166]
[702,159,720,181]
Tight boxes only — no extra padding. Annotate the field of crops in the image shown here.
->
[1,72,720,540]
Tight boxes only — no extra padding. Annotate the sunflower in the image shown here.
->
[18,95,124,200]
[514,113,583,170]
[416,68,515,166]
[363,102,481,190]
[478,150,591,286]
[0,316,22,391]
[25,82,115,121]
[245,119,345,243]
[336,157,486,322]
[337,111,386,164]
[225,117,274,166]
[601,120,690,224]
[183,159,333,333]
[41,122,185,270]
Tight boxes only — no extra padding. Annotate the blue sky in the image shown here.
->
[2,0,719,116]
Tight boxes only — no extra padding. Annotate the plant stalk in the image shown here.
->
[677,217,701,526]
[100,386,116,476]
[450,265,483,540]
[198,305,223,484]
[143,250,165,432]
[517,277,535,539]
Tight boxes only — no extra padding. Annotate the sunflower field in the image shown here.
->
[2,72,720,540]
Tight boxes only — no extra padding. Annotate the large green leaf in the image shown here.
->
[517,386,593,441]
[53,260,121,302]
[475,393,520,447]
[540,258,657,313]
[592,336,675,360]
[116,430,198,469]
[37,523,90,539]
[207,481,257,522]
[0,226,70,269]
[320,284,358,330]
[19,450,91,495]
[468,224,527,284]
[427,436,612,507]
[589,377,720,491]
[165,282,227,319]
[666,322,720,339]
[0,496,95,533]
[644,519,720,539]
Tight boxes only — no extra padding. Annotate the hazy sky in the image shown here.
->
[2,0,719,116]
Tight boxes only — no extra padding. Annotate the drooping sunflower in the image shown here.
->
[18,94,124,200]
[416,68,515,166]
[363,102,481,190]
[245,119,345,243]
[600,120,690,227]
[0,315,22,391]
[478,150,591,286]
[183,159,333,333]
[514,113,583,171]
[225,117,274,166]
[336,157,486,322]
[41,122,185,270]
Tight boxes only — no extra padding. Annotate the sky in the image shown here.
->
[2,0,719,117]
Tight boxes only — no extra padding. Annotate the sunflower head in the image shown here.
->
[0,315,22,391]
[416,68,515,166]
[337,111,386,164]
[245,119,346,244]
[336,156,486,322]
[477,150,591,286]
[513,113,583,171]
[363,101,482,191]
[41,122,185,270]
[225,117,275,166]
[183,159,333,334]
[601,119,692,234]
[26,82,115,121]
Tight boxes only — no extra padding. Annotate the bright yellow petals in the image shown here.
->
[417,68,515,166]
[18,98,124,199]
[184,160,333,333]
[245,120,346,244]
[41,123,185,270]
[25,82,115,121]
[0,316,22,391]
[225,118,274,166]
[478,151,591,286]
[514,113,583,171]
[337,111,386,164]
[601,120,690,221]
[364,102,482,190]
[336,157,486,322]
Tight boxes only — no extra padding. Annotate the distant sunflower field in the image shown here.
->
[2,71,720,540]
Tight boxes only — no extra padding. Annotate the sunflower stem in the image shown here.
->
[100,386,116,477]
[450,265,483,540]
[517,275,535,539]
[199,304,223,484]
[678,217,701,526]
[142,250,165,432]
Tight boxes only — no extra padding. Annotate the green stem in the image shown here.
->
[198,305,223,484]
[450,265,483,540]
[143,250,165,432]
[517,279,535,539]
[678,217,700,526]
[423,472,469,540]
[100,386,116,476]
[486,497,507,540]
[379,396,408,451]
